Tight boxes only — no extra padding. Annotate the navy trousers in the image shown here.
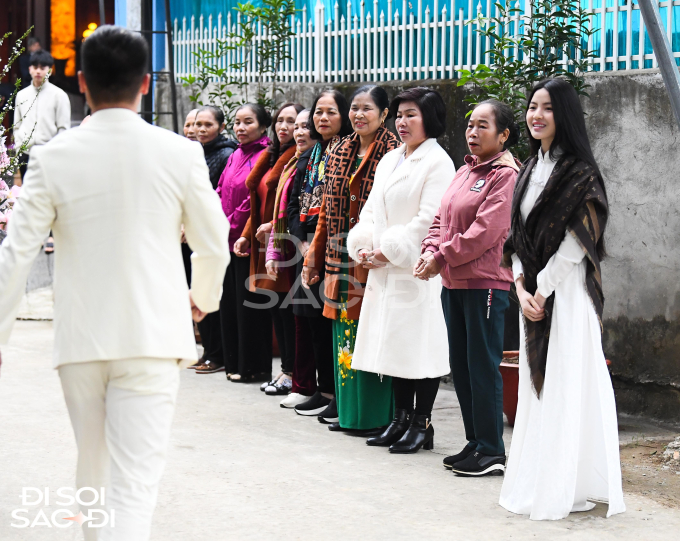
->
[441,288,509,456]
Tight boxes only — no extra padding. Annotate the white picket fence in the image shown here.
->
[173,0,680,84]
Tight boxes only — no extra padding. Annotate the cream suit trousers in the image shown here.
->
[58,358,181,541]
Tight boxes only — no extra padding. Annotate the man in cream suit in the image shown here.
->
[0,27,230,540]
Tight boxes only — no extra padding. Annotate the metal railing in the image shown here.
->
[173,0,680,83]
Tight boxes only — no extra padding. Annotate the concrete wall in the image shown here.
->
[157,71,680,424]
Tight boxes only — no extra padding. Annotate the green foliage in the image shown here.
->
[1,28,39,181]
[458,1,597,159]
[181,0,296,134]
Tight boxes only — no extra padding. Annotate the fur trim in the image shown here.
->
[266,146,297,190]
[245,150,272,190]
[347,222,374,262]
[380,224,419,268]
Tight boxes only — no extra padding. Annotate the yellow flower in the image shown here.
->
[344,329,350,337]
[340,309,348,322]
[338,349,353,371]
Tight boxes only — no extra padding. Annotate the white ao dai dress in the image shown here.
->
[498,149,626,520]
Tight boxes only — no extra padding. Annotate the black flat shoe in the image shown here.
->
[443,442,477,469]
[366,409,411,447]
[389,414,434,454]
[317,397,338,424]
[328,422,345,432]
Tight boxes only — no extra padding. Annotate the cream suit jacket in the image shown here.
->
[0,108,230,368]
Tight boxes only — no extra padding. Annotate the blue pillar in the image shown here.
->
[115,0,127,26]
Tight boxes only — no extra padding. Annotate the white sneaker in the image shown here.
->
[280,392,309,409]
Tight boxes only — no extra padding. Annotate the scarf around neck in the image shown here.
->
[272,150,301,251]
[299,136,340,222]
[502,154,608,397]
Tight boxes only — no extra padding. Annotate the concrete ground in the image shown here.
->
[1,321,679,540]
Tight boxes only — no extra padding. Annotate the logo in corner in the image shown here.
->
[471,179,486,192]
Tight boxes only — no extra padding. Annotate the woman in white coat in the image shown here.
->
[347,87,455,453]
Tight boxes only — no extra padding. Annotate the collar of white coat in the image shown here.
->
[88,107,143,125]
[394,137,439,165]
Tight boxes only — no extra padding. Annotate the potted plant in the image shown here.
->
[500,351,520,427]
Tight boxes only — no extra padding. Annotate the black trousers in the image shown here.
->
[183,242,223,365]
[302,315,335,395]
[270,292,296,374]
[220,254,272,377]
[441,288,509,456]
[393,377,440,417]
[19,152,29,180]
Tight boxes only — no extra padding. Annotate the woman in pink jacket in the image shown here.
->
[416,100,520,477]
[217,103,273,382]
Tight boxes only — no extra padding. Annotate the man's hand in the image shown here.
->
[414,251,441,280]
[255,222,273,244]
[233,237,250,257]
[189,292,207,322]
[301,265,320,289]
[180,225,187,244]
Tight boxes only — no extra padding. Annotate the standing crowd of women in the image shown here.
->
[181,78,625,521]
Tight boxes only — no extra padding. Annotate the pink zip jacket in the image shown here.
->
[216,134,271,250]
[421,149,520,290]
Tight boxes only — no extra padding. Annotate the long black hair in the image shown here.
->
[308,90,353,141]
[269,102,305,166]
[526,78,600,175]
[527,78,607,258]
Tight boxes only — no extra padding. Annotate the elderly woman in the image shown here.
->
[302,85,400,432]
[418,100,520,476]
[190,106,237,373]
[346,87,455,453]
[286,90,353,420]
[217,103,273,383]
[233,102,304,392]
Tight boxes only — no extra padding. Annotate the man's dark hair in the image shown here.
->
[82,25,149,104]
[29,50,54,68]
[27,37,41,48]
[389,87,447,139]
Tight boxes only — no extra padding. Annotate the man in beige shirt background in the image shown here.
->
[14,49,71,179]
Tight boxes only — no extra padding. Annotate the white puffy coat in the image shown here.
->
[347,139,455,379]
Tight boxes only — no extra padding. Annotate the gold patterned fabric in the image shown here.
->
[502,155,608,397]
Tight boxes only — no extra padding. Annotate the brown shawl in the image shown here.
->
[322,126,400,274]
[502,154,608,396]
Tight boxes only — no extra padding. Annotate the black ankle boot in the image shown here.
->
[389,414,434,454]
[366,409,411,447]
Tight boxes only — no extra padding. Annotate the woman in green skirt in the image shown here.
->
[302,86,400,430]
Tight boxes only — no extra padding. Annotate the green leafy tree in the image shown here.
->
[458,0,597,159]
[181,0,297,132]
[1,28,41,181]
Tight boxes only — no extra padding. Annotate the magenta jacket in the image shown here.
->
[216,134,271,250]
[421,150,519,290]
